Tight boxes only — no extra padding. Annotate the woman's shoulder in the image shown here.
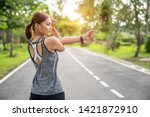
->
[44,36,65,52]
[43,36,59,51]
[44,36,61,47]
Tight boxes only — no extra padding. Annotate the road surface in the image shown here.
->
[0,47,150,100]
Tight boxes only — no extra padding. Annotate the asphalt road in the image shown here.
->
[0,47,150,100]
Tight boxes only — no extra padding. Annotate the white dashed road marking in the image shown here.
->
[84,68,89,71]
[110,89,124,98]
[100,81,109,88]
[93,75,100,80]
[88,71,94,75]
[66,50,125,99]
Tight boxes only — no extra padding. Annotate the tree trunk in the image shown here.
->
[134,20,141,57]
[134,38,141,57]
[2,31,7,51]
[9,30,13,57]
[6,30,10,43]
[133,0,141,58]
[145,0,150,39]
[6,29,13,57]
[111,26,119,51]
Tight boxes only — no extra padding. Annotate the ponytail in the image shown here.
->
[25,23,32,39]
[25,12,50,39]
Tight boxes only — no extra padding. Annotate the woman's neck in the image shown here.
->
[32,33,43,41]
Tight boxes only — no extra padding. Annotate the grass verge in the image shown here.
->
[0,44,29,80]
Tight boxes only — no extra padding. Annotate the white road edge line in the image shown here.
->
[88,71,94,75]
[81,65,86,68]
[0,59,31,84]
[93,75,100,80]
[110,89,124,98]
[99,81,109,87]
[84,68,89,71]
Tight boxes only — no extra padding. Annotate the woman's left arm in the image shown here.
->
[50,18,95,44]
[60,30,95,45]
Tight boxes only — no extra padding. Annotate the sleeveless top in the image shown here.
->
[28,37,64,95]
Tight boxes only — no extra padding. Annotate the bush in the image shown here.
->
[145,34,150,53]
[117,32,135,45]
[95,32,106,41]
[0,45,2,52]
[113,40,121,49]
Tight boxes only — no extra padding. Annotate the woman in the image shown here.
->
[25,12,95,100]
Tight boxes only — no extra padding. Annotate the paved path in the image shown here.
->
[0,47,150,100]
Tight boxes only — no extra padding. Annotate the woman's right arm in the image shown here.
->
[50,18,62,40]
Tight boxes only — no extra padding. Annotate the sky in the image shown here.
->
[45,0,81,20]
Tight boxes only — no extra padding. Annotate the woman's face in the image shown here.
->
[38,18,51,36]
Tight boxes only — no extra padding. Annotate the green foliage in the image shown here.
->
[0,16,7,30]
[95,32,136,46]
[0,44,29,79]
[57,19,79,36]
[0,0,44,57]
[145,34,150,53]
[0,0,49,44]
[76,0,95,31]
[0,23,7,30]
[77,0,95,21]
[0,0,42,30]
[33,2,50,14]
[100,0,112,32]
[95,32,106,41]
[117,32,135,45]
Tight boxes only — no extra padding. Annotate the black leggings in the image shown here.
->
[29,92,65,100]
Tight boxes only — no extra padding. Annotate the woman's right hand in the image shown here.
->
[50,18,56,32]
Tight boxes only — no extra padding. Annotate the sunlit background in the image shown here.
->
[45,0,81,21]
[44,0,86,27]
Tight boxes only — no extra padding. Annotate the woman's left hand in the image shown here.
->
[83,30,96,41]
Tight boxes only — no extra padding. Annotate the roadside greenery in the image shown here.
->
[0,1,49,80]
[145,34,150,53]
[0,44,29,80]
[77,0,150,57]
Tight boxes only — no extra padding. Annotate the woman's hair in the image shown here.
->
[25,12,49,39]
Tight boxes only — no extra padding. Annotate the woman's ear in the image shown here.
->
[35,23,39,29]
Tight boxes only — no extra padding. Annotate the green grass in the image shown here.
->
[0,44,29,80]
[69,43,150,70]
[85,44,150,58]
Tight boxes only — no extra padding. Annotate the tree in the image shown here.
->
[76,0,95,29]
[49,0,65,22]
[144,0,150,40]
[57,17,79,36]
[0,15,7,50]
[0,0,39,57]
[111,0,148,57]
[77,0,149,57]
[130,0,144,57]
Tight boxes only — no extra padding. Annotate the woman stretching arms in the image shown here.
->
[25,12,95,100]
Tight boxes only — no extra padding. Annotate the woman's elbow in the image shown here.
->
[58,46,65,52]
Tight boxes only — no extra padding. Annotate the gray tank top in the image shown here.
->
[28,37,64,95]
